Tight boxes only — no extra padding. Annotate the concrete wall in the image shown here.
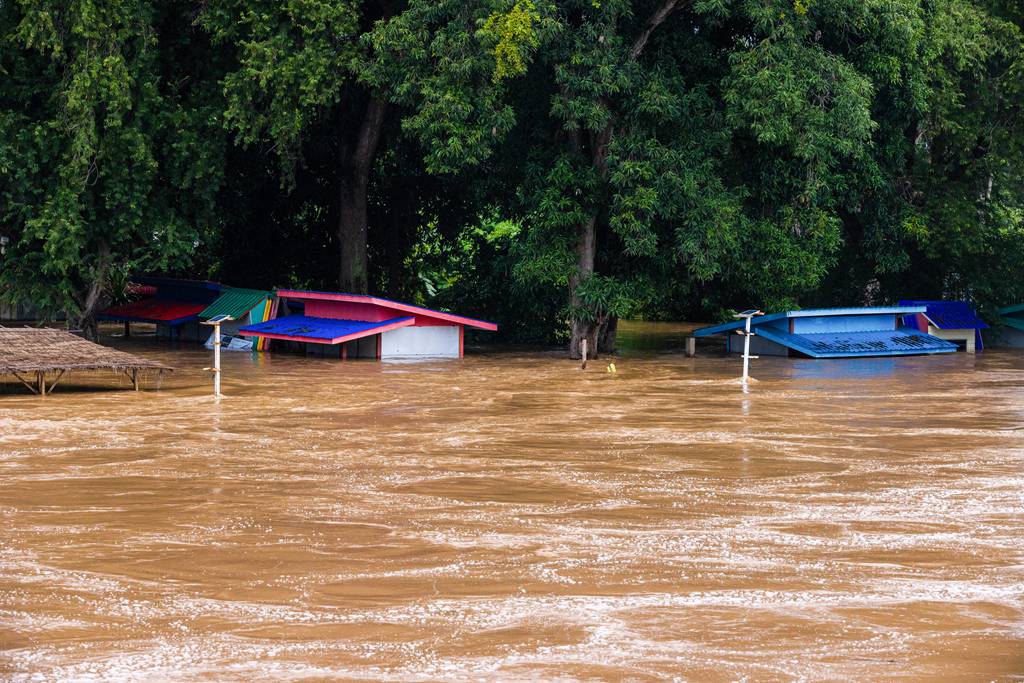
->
[381,326,459,358]
[727,333,789,357]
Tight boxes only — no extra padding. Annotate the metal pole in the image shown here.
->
[201,314,232,399]
[213,321,222,398]
[733,310,762,385]
[742,315,751,383]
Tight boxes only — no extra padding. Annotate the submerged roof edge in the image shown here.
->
[693,306,927,337]
[275,289,498,331]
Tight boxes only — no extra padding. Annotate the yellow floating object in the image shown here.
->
[606,363,616,373]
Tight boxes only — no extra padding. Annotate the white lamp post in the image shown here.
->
[733,309,763,384]
[201,314,233,397]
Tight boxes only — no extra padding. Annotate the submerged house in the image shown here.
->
[199,287,276,351]
[898,300,987,353]
[693,307,958,358]
[100,277,222,341]
[238,290,497,359]
[992,304,1024,347]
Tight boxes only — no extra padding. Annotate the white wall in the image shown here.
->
[381,326,459,358]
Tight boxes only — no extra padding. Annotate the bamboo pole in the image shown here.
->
[581,338,588,370]
[11,371,38,394]
[46,369,66,395]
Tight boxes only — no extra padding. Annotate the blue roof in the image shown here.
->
[693,307,926,337]
[898,300,987,330]
[238,315,413,344]
[753,326,957,358]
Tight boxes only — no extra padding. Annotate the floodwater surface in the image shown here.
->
[1,322,1022,681]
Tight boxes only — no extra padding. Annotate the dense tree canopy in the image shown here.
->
[1,0,1021,350]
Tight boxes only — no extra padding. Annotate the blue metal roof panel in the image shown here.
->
[238,315,413,343]
[692,312,786,337]
[898,300,987,330]
[755,326,958,358]
[692,306,928,337]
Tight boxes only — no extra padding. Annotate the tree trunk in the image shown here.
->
[565,2,683,358]
[74,245,110,342]
[568,214,599,359]
[338,96,387,293]
[598,315,618,354]
[567,122,612,360]
[74,274,104,344]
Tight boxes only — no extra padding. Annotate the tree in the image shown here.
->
[201,0,395,293]
[0,0,226,339]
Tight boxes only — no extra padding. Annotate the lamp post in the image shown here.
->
[201,314,233,397]
[733,310,763,384]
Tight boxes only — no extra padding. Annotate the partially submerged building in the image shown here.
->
[100,277,222,341]
[0,328,171,396]
[898,300,987,353]
[198,287,276,351]
[238,290,497,359]
[992,304,1024,347]
[693,307,958,358]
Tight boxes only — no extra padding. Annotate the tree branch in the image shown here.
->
[630,0,686,60]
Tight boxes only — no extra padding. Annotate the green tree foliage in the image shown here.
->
[0,0,1020,351]
[0,0,226,338]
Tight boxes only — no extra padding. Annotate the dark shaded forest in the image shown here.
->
[1,0,1022,354]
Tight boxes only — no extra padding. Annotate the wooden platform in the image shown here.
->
[0,327,172,396]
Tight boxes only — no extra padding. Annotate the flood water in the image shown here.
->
[1,321,1023,680]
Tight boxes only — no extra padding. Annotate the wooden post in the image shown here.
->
[685,336,696,357]
[132,369,139,391]
[36,371,45,398]
[581,338,588,370]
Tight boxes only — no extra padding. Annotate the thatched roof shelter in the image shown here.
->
[0,327,172,396]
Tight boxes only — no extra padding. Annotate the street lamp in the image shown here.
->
[733,309,763,384]
[201,314,233,397]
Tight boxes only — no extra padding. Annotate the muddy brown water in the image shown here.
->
[1,321,1022,681]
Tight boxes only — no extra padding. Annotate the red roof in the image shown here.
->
[100,298,207,325]
[277,290,498,331]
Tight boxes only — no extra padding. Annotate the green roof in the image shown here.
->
[199,288,272,320]
[998,302,1024,316]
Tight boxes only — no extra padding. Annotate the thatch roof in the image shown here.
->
[0,328,172,375]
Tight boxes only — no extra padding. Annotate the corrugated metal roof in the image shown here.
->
[693,306,926,337]
[274,290,498,331]
[100,299,206,325]
[999,303,1024,316]
[238,315,414,344]
[135,276,222,291]
[754,327,957,358]
[898,300,988,330]
[200,288,273,320]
